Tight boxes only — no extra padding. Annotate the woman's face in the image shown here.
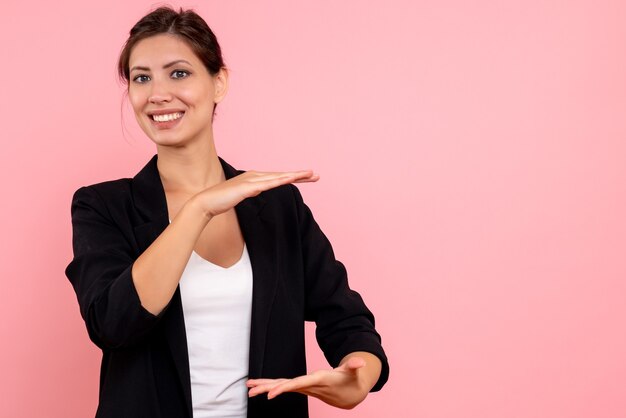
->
[127,34,227,147]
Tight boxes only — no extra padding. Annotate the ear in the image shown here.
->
[213,67,229,104]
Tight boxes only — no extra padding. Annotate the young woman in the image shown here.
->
[65,6,389,418]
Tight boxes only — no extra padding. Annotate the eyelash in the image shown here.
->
[132,69,191,83]
[172,70,190,79]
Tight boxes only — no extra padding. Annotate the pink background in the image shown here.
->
[2,1,625,417]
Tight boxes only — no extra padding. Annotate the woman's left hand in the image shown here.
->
[246,352,381,410]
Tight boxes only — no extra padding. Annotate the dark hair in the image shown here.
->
[117,6,225,84]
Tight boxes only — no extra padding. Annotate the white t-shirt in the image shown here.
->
[176,233,253,418]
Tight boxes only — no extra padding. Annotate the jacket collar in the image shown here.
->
[131,153,266,222]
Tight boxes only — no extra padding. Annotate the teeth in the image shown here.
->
[152,112,183,122]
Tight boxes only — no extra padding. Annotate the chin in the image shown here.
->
[150,137,187,147]
[150,132,199,148]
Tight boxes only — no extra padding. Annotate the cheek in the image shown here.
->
[127,90,146,115]
[179,85,213,109]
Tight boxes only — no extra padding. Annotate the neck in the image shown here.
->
[155,138,224,195]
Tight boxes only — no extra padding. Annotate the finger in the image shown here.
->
[267,374,323,399]
[246,170,315,182]
[248,380,288,397]
[251,175,313,192]
[293,174,320,183]
[342,356,366,371]
[246,378,290,397]
[246,378,285,387]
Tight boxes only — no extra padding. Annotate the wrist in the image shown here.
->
[340,352,382,393]
[184,195,213,222]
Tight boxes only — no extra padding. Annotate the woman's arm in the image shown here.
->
[247,185,389,408]
[292,184,390,391]
[66,170,318,350]
[133,170,318,316]
[130,196,209,316]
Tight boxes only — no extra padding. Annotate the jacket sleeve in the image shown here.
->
[291,185,390,392]
[64,186,168,351]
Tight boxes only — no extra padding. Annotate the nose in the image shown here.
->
[148,80,172,104]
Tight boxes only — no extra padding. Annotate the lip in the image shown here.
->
[147,108,186,116]
[148,110,185,130]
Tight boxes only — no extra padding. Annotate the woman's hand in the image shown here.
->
[246,352,382,410]
[193,170,319,219]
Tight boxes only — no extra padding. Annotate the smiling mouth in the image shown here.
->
[150,112,185,122]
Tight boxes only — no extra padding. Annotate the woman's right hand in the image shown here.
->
[192,170,320,219]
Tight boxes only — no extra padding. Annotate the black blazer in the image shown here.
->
[65,154,389,418]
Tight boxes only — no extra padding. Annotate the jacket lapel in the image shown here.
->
[130,154,278,414]
[131,155,192,414]
[217,157,280,378]
[233,187,279,380]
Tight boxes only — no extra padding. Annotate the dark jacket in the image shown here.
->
[65,154,389,418]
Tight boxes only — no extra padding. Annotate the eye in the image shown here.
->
[132,74,150,84]
[171,69,190,79]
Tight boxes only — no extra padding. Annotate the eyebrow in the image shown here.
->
[130,60,192,73]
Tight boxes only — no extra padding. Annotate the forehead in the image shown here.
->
[129,34,201,68]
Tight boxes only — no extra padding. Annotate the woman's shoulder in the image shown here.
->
[71,177,133,202]
[255,181,303,209]
[69,177,136,221]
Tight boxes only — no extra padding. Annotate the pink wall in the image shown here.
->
[2,1,625,417]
